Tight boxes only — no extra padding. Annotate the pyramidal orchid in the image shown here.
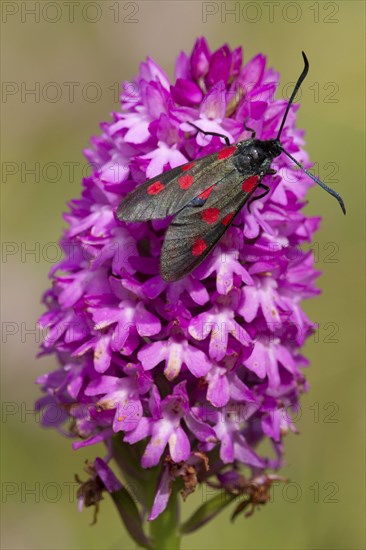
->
[36,38,323,549]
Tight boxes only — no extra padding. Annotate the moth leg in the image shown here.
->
[243,119,256,139]
[187,122,231,147]
[266,168,276,175]
[247,184,270,213]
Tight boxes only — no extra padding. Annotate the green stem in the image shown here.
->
[148,486,181,550]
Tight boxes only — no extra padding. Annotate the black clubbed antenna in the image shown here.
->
[277,51,309,141]
[277,52,346,214]
[279,147,346,214]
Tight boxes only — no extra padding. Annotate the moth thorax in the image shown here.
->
[235,140,278,174]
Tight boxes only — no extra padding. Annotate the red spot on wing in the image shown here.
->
[222,212,235,226]
[217,145,236,160]
[192,238,207,256]
[202,208,220,224]
[147,180,165,195]
[242,175,259,193]
[181,162,196,172]
[198,184,215,200]
[178,174,195,189]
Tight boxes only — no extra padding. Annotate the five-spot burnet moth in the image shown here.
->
[117,52,346,282]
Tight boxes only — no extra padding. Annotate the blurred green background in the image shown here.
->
[1,1,365,548]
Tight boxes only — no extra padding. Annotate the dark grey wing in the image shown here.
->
[117,146,239,221]
[160,172,261,281]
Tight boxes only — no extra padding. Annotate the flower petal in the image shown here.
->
[169,427,190,463]
[183,346,211,377]
[148,468,172,521]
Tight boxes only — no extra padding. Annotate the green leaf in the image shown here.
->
[111,486,151,549]
[180,492,236,534]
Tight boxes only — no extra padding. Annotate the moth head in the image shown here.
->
[235,139,281,174]
[262,139,282,159]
